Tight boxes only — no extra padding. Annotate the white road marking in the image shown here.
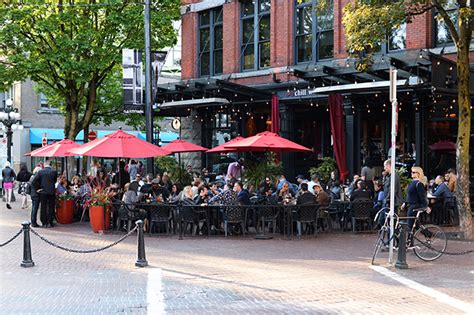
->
[147,268,165,315]
[370,265,474,314]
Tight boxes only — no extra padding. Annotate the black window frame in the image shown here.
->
[240,0,271,71]
[434,0,457,47]
[371,24,407,54]
[294,0,334,64]
[198,7,223,77]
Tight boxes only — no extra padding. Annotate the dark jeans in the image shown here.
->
[31,197,40,225]
[407,204,421,233]
[40,194,55,226]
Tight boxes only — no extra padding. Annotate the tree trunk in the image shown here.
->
[455,34,473,239]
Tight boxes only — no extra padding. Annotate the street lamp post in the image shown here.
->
[0,99,23,164]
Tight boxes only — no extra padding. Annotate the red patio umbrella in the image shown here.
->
[29,139,80,157]
[206,136,245,153]
[224,131,312,153]
[66,129,170,158]
[163,139,208,153]
[429,140,456,151]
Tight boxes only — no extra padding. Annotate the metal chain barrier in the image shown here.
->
[30,226,138,254]
[0,228,23,247]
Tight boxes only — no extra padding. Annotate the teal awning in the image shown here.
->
[29,128,178,145]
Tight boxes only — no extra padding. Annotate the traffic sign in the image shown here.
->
[88,131,97,141]
[42,136,47,147]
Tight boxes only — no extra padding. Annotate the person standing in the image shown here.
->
[112,160,130,189]
[2,161,16,209]
[361,159,375,193]
[225,158,244,182]
[128,160,138,181]
[406,166,428,231]
[382,159,403,210]
[32,161,57,227]
[29,167,42,227]
[17,163,32,209]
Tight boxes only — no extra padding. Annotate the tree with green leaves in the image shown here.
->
[0,0,180,139]
[341,0,472,237]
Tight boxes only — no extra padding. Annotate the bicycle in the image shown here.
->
[371,206,447,264]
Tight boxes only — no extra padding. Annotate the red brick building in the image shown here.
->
[156,0,473,181]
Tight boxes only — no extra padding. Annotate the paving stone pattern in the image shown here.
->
[1,200,473,314]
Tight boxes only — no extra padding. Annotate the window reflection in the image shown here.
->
[241,0,270,70]
[198,7,223,76]
[295,0,334,63]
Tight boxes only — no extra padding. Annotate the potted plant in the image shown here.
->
[84,184,116,233]
[56,193,75,224]
[244,152,283,190]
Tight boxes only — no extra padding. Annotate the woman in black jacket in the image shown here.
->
[17,163,32,209]
[406,166,428,231]
[2,161,16,209]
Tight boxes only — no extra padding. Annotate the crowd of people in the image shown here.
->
[1,156,458,233]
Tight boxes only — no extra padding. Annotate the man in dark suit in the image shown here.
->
[32,161,57,227]
[234,181,251,205]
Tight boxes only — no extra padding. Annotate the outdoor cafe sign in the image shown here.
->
[279,88,313,99]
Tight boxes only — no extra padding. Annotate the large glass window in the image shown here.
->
[241,0,271,70]
[0,88,13,110]
[295,0,333,63]
[389,24,406,51]
[198,7,223,76]
[435,0,457,46]
[373,24,406,53]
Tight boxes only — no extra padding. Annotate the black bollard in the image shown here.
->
[135,220,148,267]
[395,221,409,269]
[21,221,35,268]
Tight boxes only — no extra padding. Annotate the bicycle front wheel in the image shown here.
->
[372,227,389,265]
[413,224,447,261]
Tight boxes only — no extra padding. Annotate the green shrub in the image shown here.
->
[244,152,282,189]
[309,157,338,184]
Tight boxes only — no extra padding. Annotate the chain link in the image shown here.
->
[0,228,23,247]
[30,226,138,254]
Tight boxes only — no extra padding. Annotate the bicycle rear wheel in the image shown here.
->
[413,224,447,261]
[372,227,389,265]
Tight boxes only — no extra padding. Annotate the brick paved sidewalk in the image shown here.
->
[1,199,473,314]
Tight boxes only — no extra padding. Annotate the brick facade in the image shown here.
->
[180,0,452,84]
